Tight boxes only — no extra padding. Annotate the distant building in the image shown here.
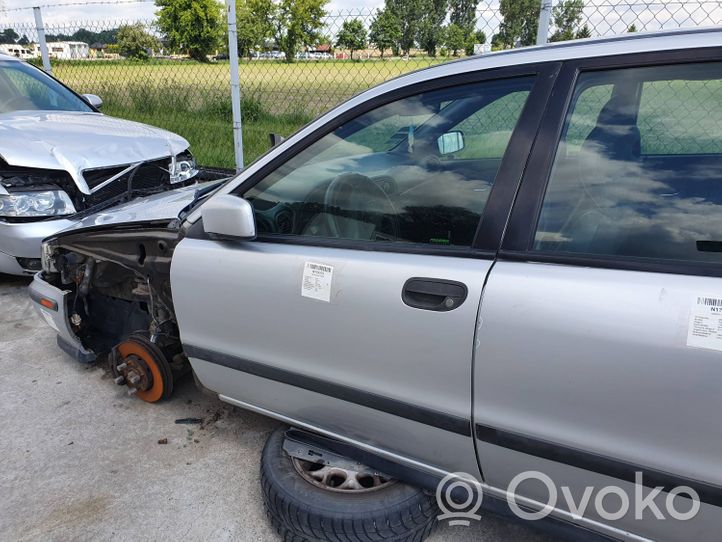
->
[473,43,491,55]
[46,41,89,60]
[0,43,36,60]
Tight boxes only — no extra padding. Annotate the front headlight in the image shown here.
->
[0,190,76,217]
[41,241,58,273]
[169,151,198,184]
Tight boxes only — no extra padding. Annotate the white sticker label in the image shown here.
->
[301,261,334,302]
[687,296,722,352]
[40,309,59,332]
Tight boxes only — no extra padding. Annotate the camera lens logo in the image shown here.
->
[436,472,483,526]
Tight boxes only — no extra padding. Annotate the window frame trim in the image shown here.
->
[220,62,562,259]
[501,46,722,277]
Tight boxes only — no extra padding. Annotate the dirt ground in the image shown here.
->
[0,273,553,541]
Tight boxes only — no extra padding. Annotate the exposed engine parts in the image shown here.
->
[42,224,187,402]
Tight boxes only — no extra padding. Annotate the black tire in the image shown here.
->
[261,427,439,542]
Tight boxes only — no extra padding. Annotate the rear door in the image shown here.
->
[474,50,722,540]
[172,65,557,476]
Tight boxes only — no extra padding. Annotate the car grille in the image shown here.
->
[81,158,172,209]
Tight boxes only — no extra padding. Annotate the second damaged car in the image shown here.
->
[0,53,200,275]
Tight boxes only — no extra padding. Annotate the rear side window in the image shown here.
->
[639,79,722,155]
[534,62,722,264]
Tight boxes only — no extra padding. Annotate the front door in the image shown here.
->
[475,52,722,540]
[172,69,551,476]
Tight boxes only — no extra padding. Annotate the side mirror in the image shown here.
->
[202,194,256,240]
[269,133,285,147]
[437,131,465,155]
[82,93,103,109]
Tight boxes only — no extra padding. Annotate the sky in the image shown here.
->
[1,0,720,38]
[2,0,384,25]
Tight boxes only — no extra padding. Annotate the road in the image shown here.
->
[0,273,553,542]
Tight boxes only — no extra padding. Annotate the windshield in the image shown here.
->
[0,60,93,114]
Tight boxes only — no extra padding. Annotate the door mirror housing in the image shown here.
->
[269,133,285,147]
[82,93,103,109]
[202,194,257,240]
[437,131,465,155]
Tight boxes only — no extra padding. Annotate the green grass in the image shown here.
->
[51,58,441,168]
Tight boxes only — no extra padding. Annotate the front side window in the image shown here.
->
[0,60,92,114]
[534,62,722,264]
[245,76,535,248]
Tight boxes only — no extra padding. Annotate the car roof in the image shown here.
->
[0,52,23,62]
[390,26,721,89]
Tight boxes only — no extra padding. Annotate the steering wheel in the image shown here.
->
[323,172,400,241]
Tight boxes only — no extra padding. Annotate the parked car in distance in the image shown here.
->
[0,53,200,275]
[30,29,722,542]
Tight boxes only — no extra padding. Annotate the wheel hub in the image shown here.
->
[115,354,153,392]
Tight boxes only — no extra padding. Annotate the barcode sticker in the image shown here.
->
[301,261,334,302]
[687,295,722,351]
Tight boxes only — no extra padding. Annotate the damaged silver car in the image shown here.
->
[0,53,199,275]
[29,29,722,542]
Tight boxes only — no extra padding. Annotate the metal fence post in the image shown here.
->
[536,0,553,45]
[33,6,52,73]
[225,0,244,172]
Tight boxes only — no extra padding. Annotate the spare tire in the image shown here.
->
[261,427,439,542]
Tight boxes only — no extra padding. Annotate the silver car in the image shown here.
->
[0,53,199,275]
[30,28,722,542]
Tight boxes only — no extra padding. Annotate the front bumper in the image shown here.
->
[28,272,96,363]
[0,218,75,275]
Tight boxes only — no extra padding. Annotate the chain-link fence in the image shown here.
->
[1,0,720,170]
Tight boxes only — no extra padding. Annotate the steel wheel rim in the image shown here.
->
[291,457,395,493]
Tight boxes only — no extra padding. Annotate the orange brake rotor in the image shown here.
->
[116,340,165,403]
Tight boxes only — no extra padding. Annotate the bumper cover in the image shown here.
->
[0,218,75,275]
[28,272,96,363]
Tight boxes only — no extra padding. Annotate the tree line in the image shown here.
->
[0,0,615,63]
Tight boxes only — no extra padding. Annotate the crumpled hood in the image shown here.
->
[0,111,190,188]
[62,182,216,233]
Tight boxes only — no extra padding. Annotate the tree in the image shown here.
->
[336,19,367,60]
[464,29,485,56]
[549,0,588,42]
[494,0,540,49]
[274,0,327,63]
[0,28,19,44]
[116,23,159,59]
[417,0,447,57]
[385,0,424,56]
[449,0,477,33]
[156,0,223,61]
[577,24,591,38]
[17,35,30,46]
[46,28,119,45]
[369,8,402,58]
[236,0,275,59]
[628,24,637,32]
[444,23,466,56]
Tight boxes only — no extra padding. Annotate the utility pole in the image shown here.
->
[537,0,553,45]
[225,0,244,172]
[34,6,53,73]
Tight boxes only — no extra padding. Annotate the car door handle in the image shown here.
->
[402,278,468,312]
